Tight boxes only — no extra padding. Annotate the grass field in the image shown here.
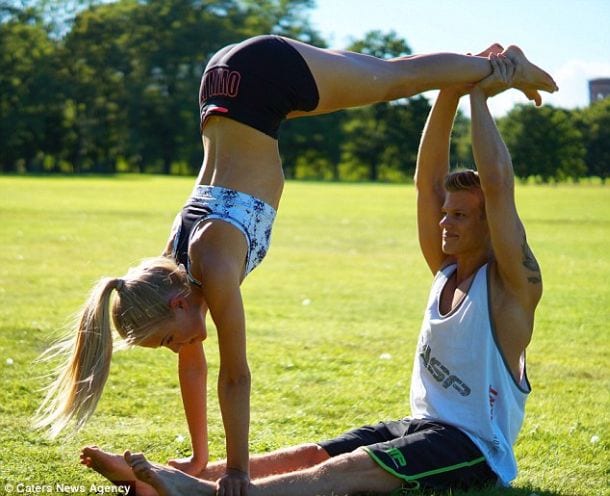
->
[0,175,608,496]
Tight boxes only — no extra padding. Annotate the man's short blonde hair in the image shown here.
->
[444,169,486,219]
[444,169,481,193]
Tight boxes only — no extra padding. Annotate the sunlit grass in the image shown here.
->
[0,176,608,495]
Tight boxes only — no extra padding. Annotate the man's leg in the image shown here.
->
[81,446,158,496]
[126,448,401,496]
[199,443,330,480]
[247,448,401,496]
[82,443,329,493]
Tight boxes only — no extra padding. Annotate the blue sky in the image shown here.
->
[309,0,610,115]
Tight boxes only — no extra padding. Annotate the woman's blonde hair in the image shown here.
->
[34,256,190,437]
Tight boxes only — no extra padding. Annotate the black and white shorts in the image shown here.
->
[318,418,497,492]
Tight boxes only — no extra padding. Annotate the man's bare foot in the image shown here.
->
[125,450,217,496]
[503,45,558,106]
[80,446,158,496]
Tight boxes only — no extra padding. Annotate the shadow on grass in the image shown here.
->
[358,486,563,496]
[501,489,562,496]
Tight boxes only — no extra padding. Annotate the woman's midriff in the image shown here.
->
[197,117,284,209]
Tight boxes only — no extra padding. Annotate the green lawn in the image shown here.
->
[0,176,608,495]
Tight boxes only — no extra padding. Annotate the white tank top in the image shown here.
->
[410,263,531,486]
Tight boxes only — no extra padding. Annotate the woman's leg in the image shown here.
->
[286,38,556,113]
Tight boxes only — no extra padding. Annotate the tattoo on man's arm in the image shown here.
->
[522,239,541,284]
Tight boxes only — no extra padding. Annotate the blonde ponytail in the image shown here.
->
[34,277,119,437]
[34,256,189,437]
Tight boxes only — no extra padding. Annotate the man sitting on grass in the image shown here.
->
[81,48,543,496]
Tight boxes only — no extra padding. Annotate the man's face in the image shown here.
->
[439,190,489,256]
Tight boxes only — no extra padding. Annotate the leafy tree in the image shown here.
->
[450,110,474,169]
[341,103,393,181]
[0,13,62,172]
[57,0,249,173]
[341,96,430,181]
[347,29,411,59]
[238,0,323,43]
[12,2,600,183]
[339,31,431,181]
[85,0,323,174]
[1,0,326,174]
[575,98,610,182]
[387,95,431,178]
[0,0,102,37]
[280,111,345,180]
[498,104,586,182]
[59,1,139,172]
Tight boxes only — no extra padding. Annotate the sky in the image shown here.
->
[308,0,610,116]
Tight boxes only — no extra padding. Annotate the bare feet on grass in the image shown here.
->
[125,451,217,496]
[80,446,158,496]
[503,45,558,106]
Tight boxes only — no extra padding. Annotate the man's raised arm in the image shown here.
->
[469,55,542,308]
[415,45,504,274]
[414,88,461,274]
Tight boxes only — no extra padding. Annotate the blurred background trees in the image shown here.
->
[1,0,607,181]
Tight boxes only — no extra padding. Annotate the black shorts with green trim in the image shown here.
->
[318,418,497,492]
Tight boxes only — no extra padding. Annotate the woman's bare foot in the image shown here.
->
[478,43,504,57]
[503,45,558,106]
[125,450,217,496]
[80,446,158,496]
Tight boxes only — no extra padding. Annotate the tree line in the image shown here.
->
[1,0,608,182]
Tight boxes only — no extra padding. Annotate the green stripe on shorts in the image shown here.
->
[363,446,487,482]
